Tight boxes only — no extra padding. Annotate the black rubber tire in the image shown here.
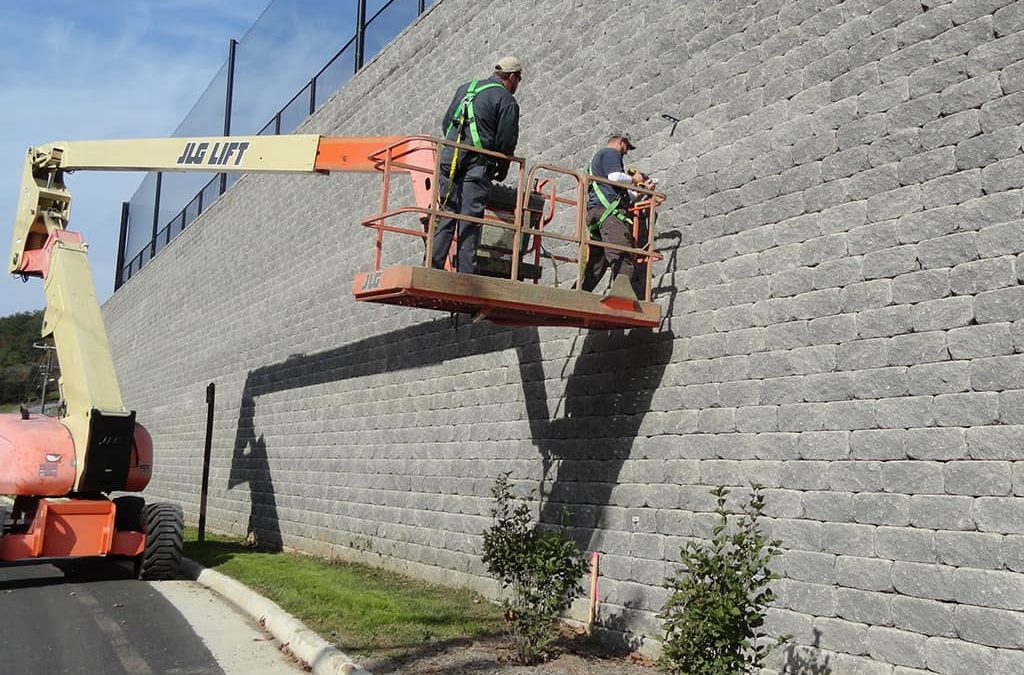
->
[138,502,184,580]
[113,496,145,532]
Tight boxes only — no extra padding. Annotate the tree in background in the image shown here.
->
[0,310,45,404]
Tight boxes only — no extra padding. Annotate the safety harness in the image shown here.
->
[587,159,630,237]
[445,79,504,182]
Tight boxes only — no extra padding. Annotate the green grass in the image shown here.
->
[0,402,21,413]
[183,529,503,663]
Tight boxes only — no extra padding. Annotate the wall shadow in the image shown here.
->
[226,316,516,548]
[515,328,675,546]
[782,628,833,675]
[225,307,674,570]
[227,391,283,550]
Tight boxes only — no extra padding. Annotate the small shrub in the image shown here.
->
[660,484,787,675]
[481,472,590,664]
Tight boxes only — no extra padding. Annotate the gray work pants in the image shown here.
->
[581,207,636,292]
[430,163,492,273]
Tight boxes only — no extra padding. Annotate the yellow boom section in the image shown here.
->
[6,133,380,491]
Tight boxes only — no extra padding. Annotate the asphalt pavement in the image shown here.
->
[0,559,307,675]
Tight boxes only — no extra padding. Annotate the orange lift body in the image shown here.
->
[0,414,152,562]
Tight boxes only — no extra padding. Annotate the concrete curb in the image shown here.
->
[180,558,372,675]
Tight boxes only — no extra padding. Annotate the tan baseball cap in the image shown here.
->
[494,56,523,74]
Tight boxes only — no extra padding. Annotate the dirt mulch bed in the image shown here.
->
[364,626,657,674]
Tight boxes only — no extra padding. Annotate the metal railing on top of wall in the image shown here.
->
[116,0,433,289]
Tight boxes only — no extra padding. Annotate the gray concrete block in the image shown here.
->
[975,495,1024,533]
[934,391,1001,426]
[858,306,914,340]
[821,521,874,558]
[925,636,996,673]
[993,648,1024,675]
[867,625,929,669]
[905,426,967,460]
[898,146,957,184]
[836,554,894,593]
[921,169,984,208]
[950,257,1017,295]
[919,232,979,268]
[908,361,971,395]
[936,530,1005,569]
[775,578,837,616]
[879,41,936,81]
[909,493,975,530]
[850,164,901,201]
[854,492,911,526]
[936,15,996,59]
[981,154,1024,193]
[954,567,1024,610]
[1000,57,1024,93]
[923,109,984,150]
[849,429,905,460]
[876,395,936,429]
[892,561,956,601]
[971,354,1024,391]
[882,461,945,495]
[850,366,908,398]
[867,185,924,224]
[862,246,919,281]
[892,269,952,303]
[977,220,1024,259]
[893,596,956,638]
[976,285,1024,325]
[980,90,1024,133]
[850,221,901,254]
[841,279,893,312]
[955,126,1022,169]
[835,587,893,626]
[960,191,1024,231]
[993,0,1024,34]
[889,92,943,129]
[811,615,869,655]
[869,127,924,167]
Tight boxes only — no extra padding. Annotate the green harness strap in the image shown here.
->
[446,80,504,147]
[446,80,504,152]
[587,160,630,237]
[443,79,504,192]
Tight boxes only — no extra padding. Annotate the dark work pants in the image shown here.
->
[581,207,636,292]
[430,163,492,273]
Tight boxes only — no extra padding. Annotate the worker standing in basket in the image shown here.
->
[580,134,649,298]
[430,57,523,274]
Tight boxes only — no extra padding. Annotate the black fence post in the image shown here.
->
[198,382,216,543]
[309,77,317,115]
[418,0,425,14]
[355,0,367,70]
[220,38,238,196]
[150,172,162,260]
[114,201,129,290]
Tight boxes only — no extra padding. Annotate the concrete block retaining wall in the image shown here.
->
[103,0,1024,669]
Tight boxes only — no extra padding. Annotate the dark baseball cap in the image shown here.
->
[609,134,636,150]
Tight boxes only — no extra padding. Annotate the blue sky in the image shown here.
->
[0,0,268,318]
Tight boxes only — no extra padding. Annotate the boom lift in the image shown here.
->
[2,134,665,576]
